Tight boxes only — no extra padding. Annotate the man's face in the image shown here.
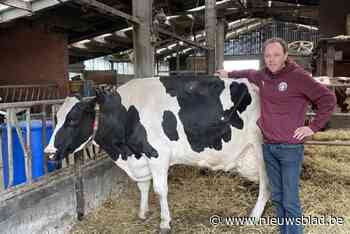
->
[264,42,288,74]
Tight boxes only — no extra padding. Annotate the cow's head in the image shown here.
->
[44,96,96,162]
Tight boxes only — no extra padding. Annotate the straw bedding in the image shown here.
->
[70,130,350,234]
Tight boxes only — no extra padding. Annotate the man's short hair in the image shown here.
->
[262,37,288,54]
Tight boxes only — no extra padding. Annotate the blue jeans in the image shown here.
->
[263,143,304,234]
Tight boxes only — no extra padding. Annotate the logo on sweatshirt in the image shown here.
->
[278,82,288,92]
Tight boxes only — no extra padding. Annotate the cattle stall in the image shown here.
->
[0,98,129,234]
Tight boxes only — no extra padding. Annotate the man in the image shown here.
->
[216,37,336,234]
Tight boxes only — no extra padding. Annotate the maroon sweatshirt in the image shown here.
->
[228,61,336,144]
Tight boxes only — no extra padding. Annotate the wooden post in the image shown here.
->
[74,150,85,220]
[133,0,154,78]
[216,18,226,70]
[205,0,217,75]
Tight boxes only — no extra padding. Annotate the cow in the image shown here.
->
[44,76,270,233]
[313,76,350,113]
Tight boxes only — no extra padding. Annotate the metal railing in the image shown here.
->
[0,84,60,103]
[0,99,100,192]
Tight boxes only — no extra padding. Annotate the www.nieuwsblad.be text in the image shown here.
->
[209,215,344,226]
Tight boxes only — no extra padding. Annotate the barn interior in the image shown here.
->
[0,0,350,233]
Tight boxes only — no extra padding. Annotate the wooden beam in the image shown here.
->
[0,0,31,11]
[89,39,117,49]
[84,40,114,53]
[104,35,133,47]
[73,0,140,25]
[156,28,208,50]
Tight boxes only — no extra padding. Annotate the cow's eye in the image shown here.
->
[68,119,78,126]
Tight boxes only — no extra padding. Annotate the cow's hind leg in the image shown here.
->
[137,180,151,220]
[250,145,270,220]
[149,156,171,234]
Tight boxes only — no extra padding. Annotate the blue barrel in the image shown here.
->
[1,120,55,188]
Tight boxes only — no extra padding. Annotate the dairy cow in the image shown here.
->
[44,76,269,233]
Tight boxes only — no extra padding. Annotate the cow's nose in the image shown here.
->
[44,146,57,154]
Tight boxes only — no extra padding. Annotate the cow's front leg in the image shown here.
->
[137,180,151,220]
[149,157,171,234]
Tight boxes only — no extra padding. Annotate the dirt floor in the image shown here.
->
[70,130,350,234]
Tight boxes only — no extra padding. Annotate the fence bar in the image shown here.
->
[12,110,31,183]
[74,150,85,220]
[26,109,32,182]
[41,105,48,175]
[37,88,41,101]
[0,98,96,109]
[31,88,35,101]
[51,105,57,128]
[307,112,350,117]
[11,89,16,103]
[305,140,350,146]
[4,88,9,101]
[0,84,58,89]
[6,109,13,187]
[47,88,52,99]
[0,128,3,191]
[42,88,47,100]
[18,88,23,102]
[24,88,29,101]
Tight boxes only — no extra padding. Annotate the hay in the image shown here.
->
[70,131,350,234]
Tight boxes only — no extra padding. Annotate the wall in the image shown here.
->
[0,157,129,234]
[0,21,69,97]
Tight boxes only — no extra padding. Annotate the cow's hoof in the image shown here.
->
[159,228,171,234]
[139,211,152,221]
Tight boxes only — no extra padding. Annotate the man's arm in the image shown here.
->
[216,69,260,86]
[301,74,337,133]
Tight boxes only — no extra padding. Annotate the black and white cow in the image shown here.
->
[44,76,269,233]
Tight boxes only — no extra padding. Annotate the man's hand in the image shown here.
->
[215,69,229,78]
[293,126,314,140]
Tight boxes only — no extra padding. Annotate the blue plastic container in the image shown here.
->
[1,120,55,188]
